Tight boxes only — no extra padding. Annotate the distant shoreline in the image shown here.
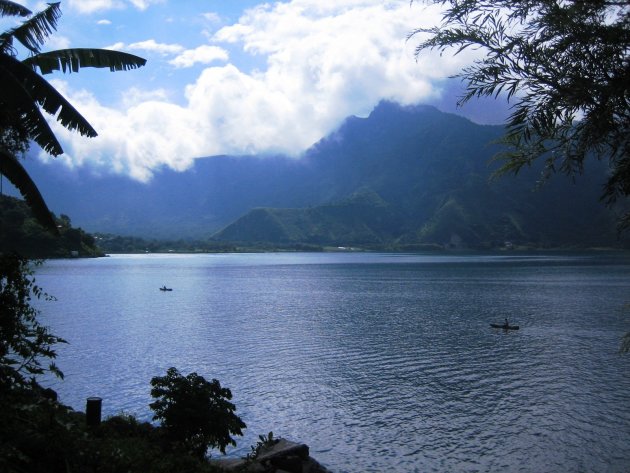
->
[97,246,630,256]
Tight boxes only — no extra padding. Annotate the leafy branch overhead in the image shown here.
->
[0,148,57,232]
[412,0,630,229]
[0,1,146,232]
[23,48,147,74]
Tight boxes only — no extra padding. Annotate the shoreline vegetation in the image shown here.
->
[3,382,329,473]
[0,195,104,259]
[2,195,629,259]
[91,233,630,256]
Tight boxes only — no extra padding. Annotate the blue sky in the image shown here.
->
[8,0,509,181]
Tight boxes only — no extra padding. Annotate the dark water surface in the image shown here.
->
[35,252,630,472]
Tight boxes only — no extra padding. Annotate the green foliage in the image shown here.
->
[150,367,246,459]
[0,195,103,258]
[95,233,239,254]
[412,0,630,229]
[0,1,30,17]
[1,388,76,473]
[247,431,278,460]
[0,148,58,234]
[23,47,147,74]
[86,415,223,473]
[0,252,65,393]
[0,402,224,473]
[214,189,403,246]
[213,179,628,249]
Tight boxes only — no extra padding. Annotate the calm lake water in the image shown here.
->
[34,252,630,473]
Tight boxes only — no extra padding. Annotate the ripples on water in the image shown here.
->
[35,252,630,473]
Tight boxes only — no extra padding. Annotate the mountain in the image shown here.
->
[11,101,628,248]
[214,190,405,246]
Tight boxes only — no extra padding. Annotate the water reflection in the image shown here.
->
[35,253,630,473]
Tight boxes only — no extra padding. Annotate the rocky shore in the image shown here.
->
[211,438,331,473]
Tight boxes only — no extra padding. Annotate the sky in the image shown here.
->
[7,0,510,182]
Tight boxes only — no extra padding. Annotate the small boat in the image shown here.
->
[490,323,519,330]
[159,286,173,291]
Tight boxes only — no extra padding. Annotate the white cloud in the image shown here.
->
[67,0,163,13]
[67,0,123,14]
[120,87,171,108]
[128,0,164,10]
[97,19,112,25]
[45,34,71,50]
[52,0,481,181]
[202,12,221,23]
[104,42,126,50]
[46,80,201,181]
[169,45,229,68]
[126,39,184,55]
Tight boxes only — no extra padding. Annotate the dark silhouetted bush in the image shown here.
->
[150,367,246,459]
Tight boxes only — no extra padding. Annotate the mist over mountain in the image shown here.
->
[14,102,626,248]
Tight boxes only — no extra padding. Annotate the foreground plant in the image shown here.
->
[0,252,65,392]
[247,431,279,460]
[150,367,247,459]
[0,252,67,472]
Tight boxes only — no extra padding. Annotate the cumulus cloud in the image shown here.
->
[46,80,201,181]
[169,45,229,68]
[52,0,480,181]
[125,39,184,55]
[106,40,228,67]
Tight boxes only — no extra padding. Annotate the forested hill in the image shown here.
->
[0,195,104,258]
[15,101,629,248]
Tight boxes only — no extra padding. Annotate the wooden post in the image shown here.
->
[86,397,102,426]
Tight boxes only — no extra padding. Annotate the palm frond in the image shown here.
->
[1,53,98,148]
[0,147,59,234]
[24,48,147,74]
[0,58,65,155]
[0,0,31,17]
[3,2,61,54]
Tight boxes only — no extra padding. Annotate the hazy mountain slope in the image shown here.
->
[17,102,502,237]
[18,155,307,238]
[214,190,404,245]
[12,101,625,246]
[213,103,623,247]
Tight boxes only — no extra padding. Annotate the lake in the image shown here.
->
[34,252,630,472]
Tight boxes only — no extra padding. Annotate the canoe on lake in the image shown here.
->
[490,323,519,330]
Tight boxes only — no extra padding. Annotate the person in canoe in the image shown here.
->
[504,318,509,328]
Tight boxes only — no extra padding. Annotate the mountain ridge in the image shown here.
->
[10,101,628,248]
